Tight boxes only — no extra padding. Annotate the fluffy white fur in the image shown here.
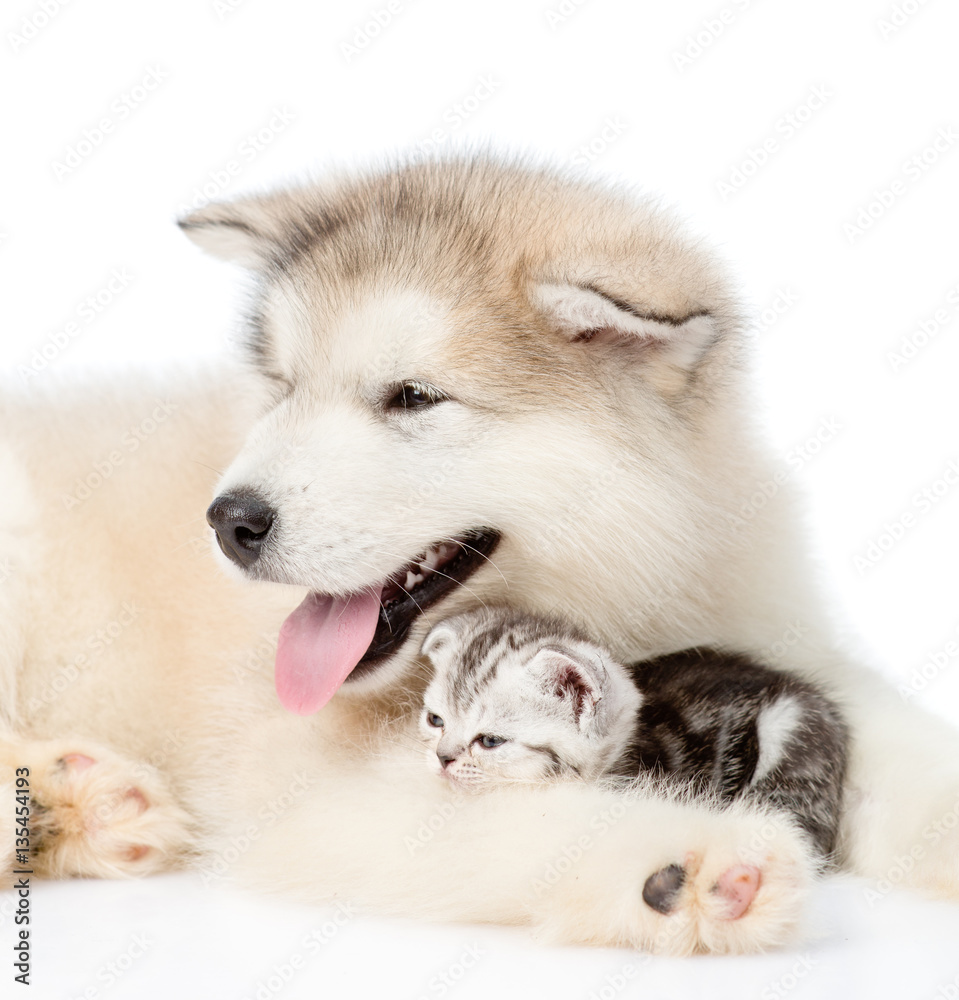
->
[2,157,959,956]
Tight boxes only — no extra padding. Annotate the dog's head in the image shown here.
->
[179,156,746,712]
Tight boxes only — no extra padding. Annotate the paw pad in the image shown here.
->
[642,863,686,914]
[711,864,762,920]
[123,787,149,814]
[60,753,96,771]
[642,860,763,921]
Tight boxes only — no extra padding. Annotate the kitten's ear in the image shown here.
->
[530,282,718,375]
[530,646,603,728]
[421,621,459,661]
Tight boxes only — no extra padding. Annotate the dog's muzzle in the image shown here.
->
[206,492,275,568]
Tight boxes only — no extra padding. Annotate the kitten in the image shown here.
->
[420,608,848,857]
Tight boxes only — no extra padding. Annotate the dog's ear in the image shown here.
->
[531,281,718,373]
[177,192,303,268]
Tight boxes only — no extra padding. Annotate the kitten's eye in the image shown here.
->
[477,735,506,749]
[425,712,444,728]
[387,380,448,411]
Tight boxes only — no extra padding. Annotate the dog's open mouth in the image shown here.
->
[274,529,500,715]
[359,528,501,671]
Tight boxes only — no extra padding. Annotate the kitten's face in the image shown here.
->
[419,679,577,787]
[419,614,616,788]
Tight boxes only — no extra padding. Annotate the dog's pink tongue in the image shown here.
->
[275,590,381,714]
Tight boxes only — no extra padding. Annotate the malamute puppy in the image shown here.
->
[2,156,958,956]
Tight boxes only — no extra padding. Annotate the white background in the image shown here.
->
[2,0,959,997]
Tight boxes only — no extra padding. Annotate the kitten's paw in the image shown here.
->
[20,742,192,878]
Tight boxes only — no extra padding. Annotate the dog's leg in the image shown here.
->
[825,662,959,900]
[230,771,814,956]
[0,736,193,878]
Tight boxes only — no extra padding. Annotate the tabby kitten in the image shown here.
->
[420,607,848,857]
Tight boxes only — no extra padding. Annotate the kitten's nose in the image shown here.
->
[437,752,457,769]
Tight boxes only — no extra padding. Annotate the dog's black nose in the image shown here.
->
[206,493,275,567]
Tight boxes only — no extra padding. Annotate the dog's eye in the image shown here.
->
[387,380,448,411]
[477,734,506,749]
[426,712,444,728]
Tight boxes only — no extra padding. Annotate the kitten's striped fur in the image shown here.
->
[421,608,848,857]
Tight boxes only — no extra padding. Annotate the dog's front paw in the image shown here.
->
[19,741,192,878]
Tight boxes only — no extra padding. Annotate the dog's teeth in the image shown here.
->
[394,541,464,596]
[423,543,457,571]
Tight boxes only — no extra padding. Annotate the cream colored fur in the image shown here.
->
[2,156,958,955]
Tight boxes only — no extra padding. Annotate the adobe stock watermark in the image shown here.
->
[898,622,959,702]
[877,0,933,40]
[230,632,279,684]
[24,602,142,714]
[395,422,494,521]
[17,268,134,382]
[183,439,304,570]
[175,108,296,216]
[60,399,179,509]
[843,126,958,244]
[548,572,687,647]
[130,730,186,784]
[197,769,319,885]
[238,904,354,1000]
[733,415,842,526]
[545,0,590,29]
[863,795,959,905]
[735,812,798,867]
[340,1,407,63]
[51,67,169,180]
[7,0,72,54]
[672,0,760,72]
[535,458,628,550]
[757,620,810,665]
[356,298,450,385]
[405,792,467,856]
[546,0,589,31]
[886,278,959,372]
[716,85,834,201]
[530,800,628,898]
[568,117,628,167]
[936,970,959,1000]
[213,0,250,19]
[761,955,819,1000]
[854,458,959,574]
[584,962,640,1000]
[754,287,800,335]
[411,944,484,1000]
[407,76,501,163]
[67,933,152,999]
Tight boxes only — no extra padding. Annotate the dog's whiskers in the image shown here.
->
[439,536,509,589]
